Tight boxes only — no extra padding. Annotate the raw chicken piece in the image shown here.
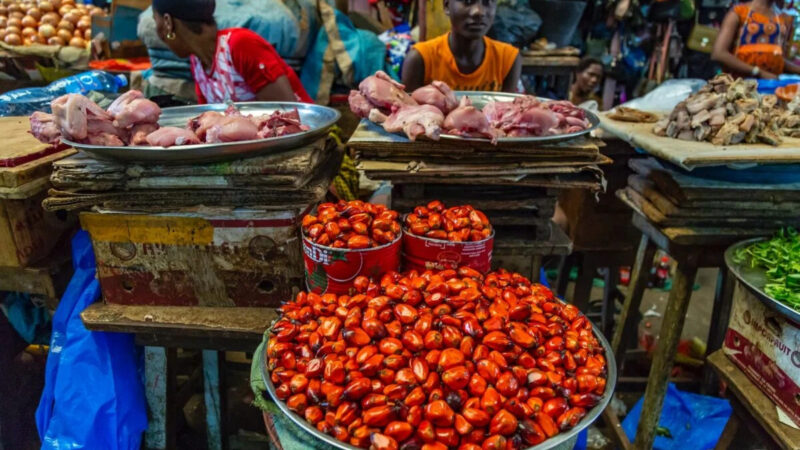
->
[443,97,498,142]
[146,127,201,147]
[483,98,559,137]
[85,133,125,146]
[369,104,445,141]
[205,116,259,143]
[483,101,520,125]
[411,81,458,114]
[87,116,127,142]
[107,90,144,117]
[187,111,225,141]
[113,98,162,129]
[130,123,160,145]
[51,94,112,140]
[356,70,417,112]
[253,109,309,138]
[348,90,373,118]
[29,112,61,144]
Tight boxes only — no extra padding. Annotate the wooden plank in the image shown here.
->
[600,113,800,170]
[372,172,604,191]
[0,149,75,190]
[629,158,800,203]
[493,222,572,255]
[81,303,277,340]
[708,350,800,448]
[0,256,71,300]
[357,154,612,175]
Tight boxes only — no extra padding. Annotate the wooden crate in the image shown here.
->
[81,209,307,307]
[0,192,75,267]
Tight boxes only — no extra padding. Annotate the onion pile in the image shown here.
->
[0,0,104,47]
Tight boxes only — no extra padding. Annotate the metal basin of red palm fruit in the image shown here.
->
[403,201,495,274]
[262,266,616,450]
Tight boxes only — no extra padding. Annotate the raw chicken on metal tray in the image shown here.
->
[29,92,310,148]
[348,72,592,144]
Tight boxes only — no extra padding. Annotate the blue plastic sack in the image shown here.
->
[0,292,50,344]
[36,231,147,450]
[300,7,387,101]
[621,383,732,450]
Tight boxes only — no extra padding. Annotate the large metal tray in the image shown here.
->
[61,102,340,164]
[725,237,800,324]
[261,300,617,450]
[437,91,599,144]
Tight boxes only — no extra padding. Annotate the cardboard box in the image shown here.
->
[0,192,75,267]
[81,209,307,307]
[723,280,800,427]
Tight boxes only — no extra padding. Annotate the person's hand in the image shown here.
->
[760,70,778,79]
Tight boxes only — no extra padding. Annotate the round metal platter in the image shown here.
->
[261,301,617,450]
[435,91,600,144]
[61,102,341,164]
[725,237,800,324]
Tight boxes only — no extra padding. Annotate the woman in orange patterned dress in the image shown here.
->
[712,0,799,79]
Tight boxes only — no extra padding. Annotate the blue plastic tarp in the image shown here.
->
[36,231,147,450]
[621,383,732,450]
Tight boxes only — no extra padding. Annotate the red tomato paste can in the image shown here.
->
[402,229,494,274]
[302,234,401,294]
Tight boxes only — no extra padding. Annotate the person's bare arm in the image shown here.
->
[254,75,298,102]
[712,10,777,78]
[784,59,800,74]
[502,53,523,93]
[401,49,425,92]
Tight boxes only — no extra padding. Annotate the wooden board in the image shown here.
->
[520,56,580,68]
[619,187,800,228]
[708,350,800,448]
[627,175,800,218]
[522,47,580,57]
[359,157,612,178]
[348,120,600,157]
[377,171,604,191]
[0,148,75,190]
[600,113,800,170]
[629,158,800,203]
[81,303,276,341]
[493,222,572,255]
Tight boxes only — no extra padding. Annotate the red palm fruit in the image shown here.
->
[404,386,426,407]
[410,357,429,383]
[274,382,291,400]
[435,427,459,447]
[407,404,423,427]
[286,393,307,413]
[379,338,403,355]
[383,354,407,370]
[495,372,519,397]
[335,402,359,426]
[356,346,378,365]
[442,365,470,390]
[462,408,490,427]
[569,393,600,408]
[306,379,322,403]
[417,420,436,442]
[401,330,424,352]
[530,387,556,400]
[424,399,455,427]
[455,413,474,435]
[304,405,323,424]
[557,407,586,431]
[423,331,443,349]
[476,359,500,383]
[384,383,408,401]
[468,373,488,396]
[362,393,388,409]
[384,421,414,442]
[422,372,440,393]
[481,387,503,416]
[395,368,417,386]
[318,316,342,340]
[360,354,385,377]
[481,435,507,450]
[394,303,419,324]
[489,409,518,436]
[519,419,546,446]
[542,398,568,419]
[289,374,308,394]
[535,412,559,437]
[343,377,371,400]
[438,348,466,370]
[324,359,345,384]
[342,327,371,346]
[363,405,397,427]
[370,432,398,450]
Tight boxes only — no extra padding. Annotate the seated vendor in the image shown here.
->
[569,57,604,108]
[712,0,800,79]
[401,0,521,92]
[152,0,312,103]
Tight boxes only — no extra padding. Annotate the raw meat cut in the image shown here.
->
[85,133,125,146]
[29,112,61,144]
[542,100,591,134]
[205,116,259,143]
[349,70,417,119]
[252,109,310,138]
[145,127,201,147]
[187,111,225,141]
[411,81,459,114]
[112,97,162,129]
[370,104,445,141]
[130,123,160,146]
[443,97,498,142]
[51,94,112,140]
[348,90,373,118]
[107,90,144,117]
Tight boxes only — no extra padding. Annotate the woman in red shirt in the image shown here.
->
[152,0,312,104]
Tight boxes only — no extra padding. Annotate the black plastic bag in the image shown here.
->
[488,4,542,48]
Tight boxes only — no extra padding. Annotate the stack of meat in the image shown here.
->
[349,71,591,144]
[30,91,162,147]
[653,74,800,146]
[30,92,309,148]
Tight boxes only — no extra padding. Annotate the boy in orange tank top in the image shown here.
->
[401,0,521,93]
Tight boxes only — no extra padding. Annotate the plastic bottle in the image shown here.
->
[0,71,128,116]
[654,256,670,288]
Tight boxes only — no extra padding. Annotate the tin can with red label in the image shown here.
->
[302,234,401,294]
[402,229,494,274]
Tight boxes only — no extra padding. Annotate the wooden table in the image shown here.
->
[708,351,800,449]
[521,55,579,99]
[493,221,573,282]
[82,303,277,450]
[608,210,738,450]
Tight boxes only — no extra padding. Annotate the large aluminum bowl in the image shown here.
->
[261,303,617,450]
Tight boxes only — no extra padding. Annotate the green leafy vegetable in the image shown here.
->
[733,228,800,310]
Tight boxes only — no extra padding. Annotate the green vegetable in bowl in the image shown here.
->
[733,228,800,311]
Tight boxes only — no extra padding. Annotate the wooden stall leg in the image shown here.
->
[144,347,176,450]
[633,256,698,450]
[203,350,228,450]
[611,235,656,367]
[703,268,735,394]
[555,255,571,298]
[602,266,618,338]
[572,256,594,312]
[714,412,740,450]
[531,255,543,283]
